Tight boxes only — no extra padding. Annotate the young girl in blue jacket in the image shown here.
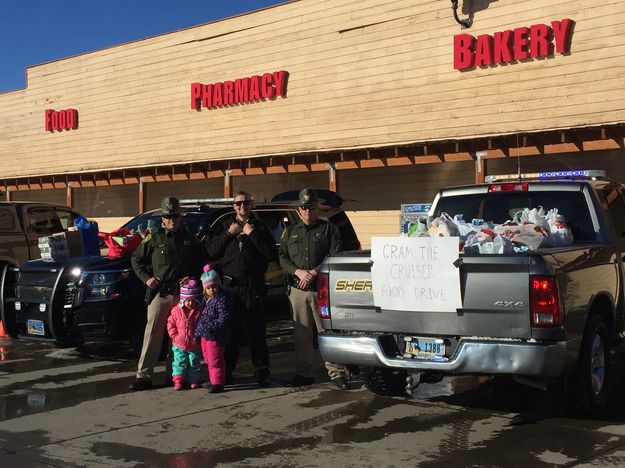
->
[195,265,233,393]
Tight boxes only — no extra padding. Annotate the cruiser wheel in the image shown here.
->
[563,315,611,415]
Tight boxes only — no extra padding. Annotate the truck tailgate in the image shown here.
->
[328,253,534,339]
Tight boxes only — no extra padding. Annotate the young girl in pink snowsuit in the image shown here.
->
[167,279,203,391]
[195,265,233,394]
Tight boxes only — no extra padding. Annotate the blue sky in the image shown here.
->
[0,0,284,93]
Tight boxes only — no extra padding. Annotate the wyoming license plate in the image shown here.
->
[27,319,45,336]
[404,336,446,361]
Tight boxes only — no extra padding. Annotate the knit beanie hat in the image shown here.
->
[201,264,222,288]
[179,278,202,307]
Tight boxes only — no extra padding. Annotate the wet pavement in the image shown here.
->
[2,323,625,467]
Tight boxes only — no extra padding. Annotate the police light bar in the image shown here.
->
[179,197,255,205]
[484,170,606,183]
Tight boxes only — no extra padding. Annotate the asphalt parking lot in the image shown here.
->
[3,322,625,467]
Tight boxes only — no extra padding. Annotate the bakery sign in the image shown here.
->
[191,70,289,110]
[454,19,574,70]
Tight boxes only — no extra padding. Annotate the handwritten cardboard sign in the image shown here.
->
[371,236,462,312]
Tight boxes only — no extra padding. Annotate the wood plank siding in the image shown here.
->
[0,0,624,180]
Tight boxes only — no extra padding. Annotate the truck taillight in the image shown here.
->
[488,183,528,192]
[530,276,561,327]
[317,272,330,319]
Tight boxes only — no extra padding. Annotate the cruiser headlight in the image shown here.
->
[83,270,130,302]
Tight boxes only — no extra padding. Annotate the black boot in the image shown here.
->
[257,369,271,388]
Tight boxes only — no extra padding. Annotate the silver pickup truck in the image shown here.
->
[317,172,625,414]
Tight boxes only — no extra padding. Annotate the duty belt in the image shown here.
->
[290,275,317,292]
[160,282,180,295]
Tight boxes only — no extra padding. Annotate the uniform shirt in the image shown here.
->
[131,227,205,284]
[279,218,340,274]
[206,216,276,280]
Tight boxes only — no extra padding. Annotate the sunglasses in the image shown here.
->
[162,213,181,220]
[299,204,318,211]
[234,200,252,207]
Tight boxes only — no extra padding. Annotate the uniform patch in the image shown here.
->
[142,233,152,244]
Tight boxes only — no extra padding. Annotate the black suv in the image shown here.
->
[1,190,360,353]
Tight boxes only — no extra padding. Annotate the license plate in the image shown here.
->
[27,319,45,336]
[404,336,446,361]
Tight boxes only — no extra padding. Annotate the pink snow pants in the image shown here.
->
[201,338,226,385]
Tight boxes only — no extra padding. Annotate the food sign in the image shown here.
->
[371,237,462,312]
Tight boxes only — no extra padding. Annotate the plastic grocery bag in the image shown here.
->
[99,227,142,258]
[74,216,100,256]
[511,223,549,250]
[427,213,460,237]
[407,216,430,237]
[520,207,550,232]
[494,222,521,239]
[546,208,574,246]
[451,214,476,239]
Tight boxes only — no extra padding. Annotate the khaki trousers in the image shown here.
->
[136,293,177,381]
[288,286,344,380]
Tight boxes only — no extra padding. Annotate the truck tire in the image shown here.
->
[365,367,408,396]
[563,315,611,415]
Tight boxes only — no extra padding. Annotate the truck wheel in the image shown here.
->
[563,315,611,415]
[365,367,408,396]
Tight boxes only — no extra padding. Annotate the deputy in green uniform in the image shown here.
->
[129,196,205,391]
[279,188,351,390]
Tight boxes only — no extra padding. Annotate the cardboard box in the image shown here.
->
[38,231,84,260]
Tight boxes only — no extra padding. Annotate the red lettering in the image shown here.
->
[51,112,59,131]
[190,70,288,109]
[261,73,275,99]
[474,35,493,66]
[249,75,261,100]
[456,20,574,71]
[45,109,53,131]
[223,81,234,105]
[234,78,249,103]
[202,84,212,108]
[493,30,513,63]
[58,110,67,129]
[67,109,78,129]
[454,34,475,70]
[273,70,288,97]
[529,24,550,58]
[513,27,529,61]
[212,83,223,106]
[190,83,202,110]
[45,109,78,131]
[552,18,573,54]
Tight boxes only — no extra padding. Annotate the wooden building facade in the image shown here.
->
[1,0,624,246]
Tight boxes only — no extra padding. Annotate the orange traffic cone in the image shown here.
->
[0,320,8,338]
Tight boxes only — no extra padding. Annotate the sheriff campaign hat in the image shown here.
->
[158,196,182,216]
[298,188,325,208]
